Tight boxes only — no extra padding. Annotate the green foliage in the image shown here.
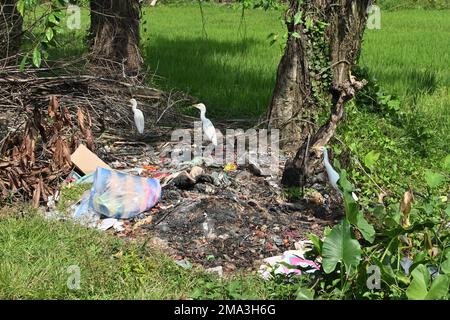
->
[292,157,450,299]
[17,0,71,68]
[406,265,449,300]
[322,219,362,274]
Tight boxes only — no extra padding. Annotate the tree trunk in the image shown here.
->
[0,0,23,63]
[88,0,142,77]
[267,0,315,145]
[280,0,374,187]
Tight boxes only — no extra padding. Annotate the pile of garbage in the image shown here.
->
[39,137,339,274]
[1,96,339,275]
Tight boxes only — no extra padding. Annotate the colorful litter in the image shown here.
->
[259,250,320,280]
[74,167,162,220]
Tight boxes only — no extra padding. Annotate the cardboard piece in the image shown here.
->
[70,144,110,174]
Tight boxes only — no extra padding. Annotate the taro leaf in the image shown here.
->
[308,233,323,255]
[363,151,380,169]
[426,275,450,300]
[406,264,450,300]
[355,211,375,243]
[423,170,445,189]
[296,287,314,300]
[337,169,354,193]
[342,189,375,243]
[441,252,450,274]
[322,219,362,274]
[406,265,430,300]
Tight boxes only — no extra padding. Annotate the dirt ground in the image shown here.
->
[102,136,343,272]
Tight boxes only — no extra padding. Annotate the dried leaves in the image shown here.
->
[400,190,414,228]
[0,96,94,207]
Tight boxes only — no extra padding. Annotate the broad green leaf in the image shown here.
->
[16,0,25,16]
[294,12,302,26]
[322,219,362,274]
[45,28,54,42]
[426,275,450,300]
[441,255,450,274]
[48,14,59,25]
[355,211,376,243]
[342,185,375,243]
[308,233,323,255]
[406,265,430,300]
[337,169,354,192]
[296,287,314,300]
[32,48,41,68]
[423,170,445,189]
[363,151,380,169]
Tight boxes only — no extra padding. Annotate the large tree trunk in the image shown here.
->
[0,0,23,63]
[267,0,315,145]
[88,0,142,77]
[280,0,374,187]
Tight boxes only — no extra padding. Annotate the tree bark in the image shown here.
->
[88,0,142,77]
[267,0,315,145]
[0,0,23,63]
[280,0,374,187]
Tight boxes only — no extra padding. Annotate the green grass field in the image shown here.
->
[4,3,449,299]
[0,210,279,299]
[143,5,450,119]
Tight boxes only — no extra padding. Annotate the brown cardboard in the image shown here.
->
[70,144,110,174]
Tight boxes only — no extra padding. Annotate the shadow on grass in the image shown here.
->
[144,36,277,119]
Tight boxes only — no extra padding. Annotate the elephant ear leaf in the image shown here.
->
[322,219,362,274]
[406,265,430,300]
[425,275,450,300]
[406,264,450,300]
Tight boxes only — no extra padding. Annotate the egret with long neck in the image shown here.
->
[193,103,218,146]
[130,98,144,134]
[313,145,358,201]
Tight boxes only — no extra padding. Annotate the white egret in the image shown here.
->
[130,98,144,134]
[193,103,217,146]
[313,145,358,201]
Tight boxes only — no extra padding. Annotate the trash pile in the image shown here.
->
[42,139,340,273]
[1,97,341,275]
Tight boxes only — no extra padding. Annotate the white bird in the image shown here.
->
[130,98,144,134]
[193,103,217,146]
[313,145,358,201]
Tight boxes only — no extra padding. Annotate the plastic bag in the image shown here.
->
[87,167,161,219]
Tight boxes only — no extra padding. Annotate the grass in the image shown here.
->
[141,4,285,119]
[0,211,283,299]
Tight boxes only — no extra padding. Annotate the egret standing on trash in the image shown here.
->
[313,145,358,201]
[130,98,144,134]
[193,103,218,146]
